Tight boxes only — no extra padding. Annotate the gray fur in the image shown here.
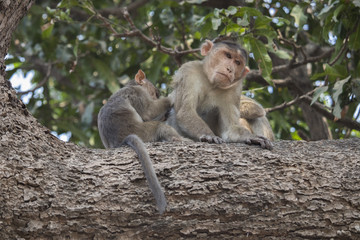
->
[98,78,182,214]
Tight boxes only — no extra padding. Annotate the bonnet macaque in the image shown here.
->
[167,40,273,149]
[240,95,275,141]
[98,70,184,214]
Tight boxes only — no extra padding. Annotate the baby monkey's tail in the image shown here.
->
[123,134,167,214]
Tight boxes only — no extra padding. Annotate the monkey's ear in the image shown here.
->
[200,40,214,56]
[135,69,146,85]
[241,66,250,79]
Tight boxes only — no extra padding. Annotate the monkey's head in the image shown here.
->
[201,40,250,89]
[135,69,160,100]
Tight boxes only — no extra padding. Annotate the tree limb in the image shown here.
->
[266,90,360,131]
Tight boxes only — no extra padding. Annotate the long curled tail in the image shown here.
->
[123,134,167,214]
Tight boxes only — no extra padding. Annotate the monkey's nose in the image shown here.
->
[227,67,232,73]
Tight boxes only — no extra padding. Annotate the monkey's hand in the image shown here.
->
[244,135,273,150]
[199,135,224,144]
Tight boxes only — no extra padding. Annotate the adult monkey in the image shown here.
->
[167,40,273,149]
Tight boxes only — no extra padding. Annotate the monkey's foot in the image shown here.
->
[199,135,224,144]
[245,136,273,150]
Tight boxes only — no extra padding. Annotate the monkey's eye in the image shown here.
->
[225,52,232,59]
[235,60,241,66]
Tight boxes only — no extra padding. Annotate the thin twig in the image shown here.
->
[93,7,200,58]
[18,63,52,96]
[265,88,317,113]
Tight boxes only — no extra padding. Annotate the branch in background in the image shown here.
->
[272,48,334,74]
[301,96,360,131]
[265,88,317,113]
[94,8,199,60]
[66,0,150,21]
[18,63,52,96]
[266,90,360,131]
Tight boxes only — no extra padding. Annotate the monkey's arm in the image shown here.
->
[140,97,172,122]
[173,84,223,143]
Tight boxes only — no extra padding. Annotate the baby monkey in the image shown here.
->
[239,96,275,141]
[98,70,183,214]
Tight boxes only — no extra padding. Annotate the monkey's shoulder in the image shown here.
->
[175,61,204,78]
[173,60,209,90]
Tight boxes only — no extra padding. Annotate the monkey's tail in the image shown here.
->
[123,134,167,214]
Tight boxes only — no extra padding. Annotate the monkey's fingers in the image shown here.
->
[199,135,224,144]
[245,136,273,150]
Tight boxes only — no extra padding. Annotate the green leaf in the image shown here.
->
[349,23,360,50]
[221,22,241,35]
[332,4,345,23]
[211,17,222,30]
[311,86,328,105]
[324,64,347,81]
[41,22,54,39]
[238,7,262,17]
[225,6,237,16]
[237,14,249,27]
[317,0,339,21]
[160,8,174,25]
[333,100,342,119]
[214,8,220,18]
[247,37,272,83]
[271,49,292,60]
[290,5,308,29]
[254,15,272,29]
[310,72,327,81]
[332,76,351,103]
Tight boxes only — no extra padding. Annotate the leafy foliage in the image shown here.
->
[6,0,360,147]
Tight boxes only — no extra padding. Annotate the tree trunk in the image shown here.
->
[1,2,360,239]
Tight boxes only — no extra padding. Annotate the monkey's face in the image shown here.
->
[208,47,249,89]
[201,40,250,89]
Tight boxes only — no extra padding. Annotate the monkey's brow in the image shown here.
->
[223,48,247,62]
[222,46,246,56]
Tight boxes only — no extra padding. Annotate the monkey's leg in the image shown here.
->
[122,134,167,214]
[135,121,186,142]
[245,117,275,141]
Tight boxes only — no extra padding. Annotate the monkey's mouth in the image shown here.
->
[216,72,231,82]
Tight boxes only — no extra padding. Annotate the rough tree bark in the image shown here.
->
[1,1,360,240]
